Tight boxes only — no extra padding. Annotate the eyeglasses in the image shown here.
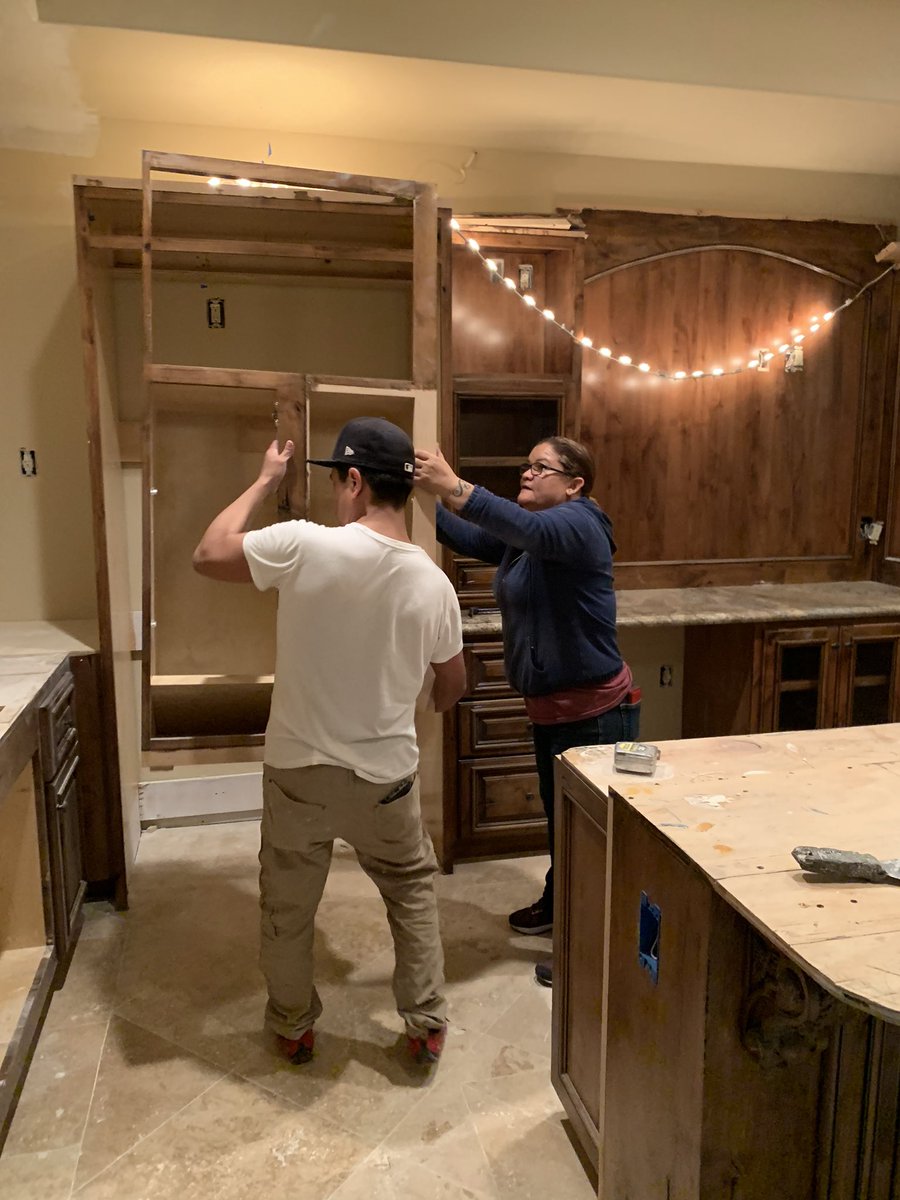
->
[518,460,572,478]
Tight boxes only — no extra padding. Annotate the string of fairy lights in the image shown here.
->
[449,218,896,381]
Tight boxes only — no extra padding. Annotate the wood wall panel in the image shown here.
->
[578,211,897,588]
[883,273,900,585]
[453,249,548,376]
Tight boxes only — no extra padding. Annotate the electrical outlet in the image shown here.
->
[20,448,37,476]
[206,297,225,328]
[659,664,673,687]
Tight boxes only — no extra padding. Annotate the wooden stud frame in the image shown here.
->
[140,151,438,390]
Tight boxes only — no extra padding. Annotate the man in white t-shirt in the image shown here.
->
[193,417,465,1067]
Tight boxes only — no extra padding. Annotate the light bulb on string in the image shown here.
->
[448,219,883,384]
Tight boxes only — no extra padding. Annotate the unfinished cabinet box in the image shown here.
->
[76,153,444,855]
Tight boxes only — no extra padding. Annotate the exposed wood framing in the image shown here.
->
[88,233,413,264]
[143,151,422,200]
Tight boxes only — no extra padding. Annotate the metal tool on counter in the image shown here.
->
[614,741,660,775]
[792,846,900,884]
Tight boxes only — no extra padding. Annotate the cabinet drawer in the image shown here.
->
[460,757,544,833]
[39,673,77,782]
[464,642,515,697]
[459,698,532,756]
[452,558,497,601]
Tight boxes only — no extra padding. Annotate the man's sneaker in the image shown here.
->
[407,1024,447,1065]
[535,961,553,987]
[276,1028,315,1065]
[509,900,553,934]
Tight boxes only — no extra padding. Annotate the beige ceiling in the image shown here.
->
[6,0,900,177]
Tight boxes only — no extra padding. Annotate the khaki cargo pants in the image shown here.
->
[258,763,447,1040]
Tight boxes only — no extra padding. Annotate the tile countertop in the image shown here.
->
[0,621,99,747]
[460,580,900,636]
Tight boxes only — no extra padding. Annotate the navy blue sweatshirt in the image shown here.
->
[436,488,623,697]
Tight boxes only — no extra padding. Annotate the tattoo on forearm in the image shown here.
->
[450,478,472,499]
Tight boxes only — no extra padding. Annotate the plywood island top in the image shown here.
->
[562,722,900,1024]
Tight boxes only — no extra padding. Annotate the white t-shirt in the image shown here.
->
[243,520,462,783]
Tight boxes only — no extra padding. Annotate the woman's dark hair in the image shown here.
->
[334,464,412,510]
[542,437,595,497]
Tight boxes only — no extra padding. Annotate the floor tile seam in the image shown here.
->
[473,1026,552,1069]
[70,1071,227,1194]
[106,1004,247,1076]
[63,1011,113,1200]
[223,1065,379,1146]
[375,1095,501,1200]
[458,1064,561,1117]
[376,1148,501,1200]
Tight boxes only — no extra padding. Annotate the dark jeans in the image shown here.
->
[532,700,641,915]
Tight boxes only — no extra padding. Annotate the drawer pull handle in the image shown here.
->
[525,791,535,802]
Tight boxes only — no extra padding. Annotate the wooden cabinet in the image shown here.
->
[759,621,900,731]
[1,654,99,1150]
[555,739,900,1198]
[446,638,545,864]
[551,760,608,1174]
[37,669,87,960]
[683,618,900,738]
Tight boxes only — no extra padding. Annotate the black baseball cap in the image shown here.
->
[307,417,415,481]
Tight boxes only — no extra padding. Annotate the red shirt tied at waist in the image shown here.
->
[524,664,638,726]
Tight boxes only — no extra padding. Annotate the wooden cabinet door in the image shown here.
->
[758,625,840,732]
[46,753,85,954]
[551,759,609,1173]
[834,622,900,726]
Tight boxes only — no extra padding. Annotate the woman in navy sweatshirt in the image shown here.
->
[414,437,638,987]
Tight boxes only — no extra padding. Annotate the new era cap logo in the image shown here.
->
[343,446,355,456]
[404,462,414,473]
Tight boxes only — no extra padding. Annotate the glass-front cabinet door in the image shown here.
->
[759,625,840,732]
[836,624,900,726]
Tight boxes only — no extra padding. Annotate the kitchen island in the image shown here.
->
[553,722,900,1198]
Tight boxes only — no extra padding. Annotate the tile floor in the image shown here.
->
[0,821,597,1199]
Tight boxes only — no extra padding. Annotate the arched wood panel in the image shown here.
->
[577,212,896,588]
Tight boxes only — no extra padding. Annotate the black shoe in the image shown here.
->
[508,900,553,934]
[535,961,553,987]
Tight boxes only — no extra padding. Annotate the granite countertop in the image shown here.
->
[461,580,900,636]
[0,621,99,748]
